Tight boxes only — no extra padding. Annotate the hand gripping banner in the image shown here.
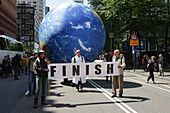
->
[48,62,120,79]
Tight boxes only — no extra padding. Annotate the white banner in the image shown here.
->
[48,62,120,79]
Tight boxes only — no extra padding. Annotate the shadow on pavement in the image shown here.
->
[50,92,65,97]
[59,79,143,89]
[84,79,142,89]
[49,95,150,108]
[50,85,63,90]
[120,96,150,103]
[154,82,169,85]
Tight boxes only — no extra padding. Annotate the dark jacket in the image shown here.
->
[34,57,48,77]
[12,55,22,66]
[148,59,155,71]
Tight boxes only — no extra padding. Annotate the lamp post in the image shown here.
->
[109,18,114,52]
[109,32,114,52]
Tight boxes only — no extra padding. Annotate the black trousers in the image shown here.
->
[147,70,154,81]
[76,81,83,90]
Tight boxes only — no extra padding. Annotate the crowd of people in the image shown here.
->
[0,49,167,109]
[0,54,23,80]
[142,54,165,83]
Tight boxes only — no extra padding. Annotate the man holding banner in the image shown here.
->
[27,50,38,96]
[111,50,126,97]
[71,49,86,92]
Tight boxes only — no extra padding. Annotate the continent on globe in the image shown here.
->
[39,2,106,63]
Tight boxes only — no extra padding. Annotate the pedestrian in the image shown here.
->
[27,50,38,96]
[105,52,113,82]
[111,50,126,97]
[142,54,148,72]
[33,50,49,108]
[23,53,28,74]
[2,56,10,78]
[158,54,164,76]
[7,55,12,75]
[12,54,22,80]
[71,49,86,92]
[18,54,23,74]
[146,56,156,83]
[137,55,140,67]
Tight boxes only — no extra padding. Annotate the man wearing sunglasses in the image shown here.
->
[71,49,86,92]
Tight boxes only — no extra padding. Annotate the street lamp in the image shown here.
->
[109,32,114,52]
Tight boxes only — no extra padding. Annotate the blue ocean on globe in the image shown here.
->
[39,2,106,63]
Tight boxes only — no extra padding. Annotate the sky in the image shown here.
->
[46,0,73,10]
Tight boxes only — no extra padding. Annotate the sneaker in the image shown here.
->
[145,81,148,83]
[119,94,123,97]
[152,81,156,84]
[76,89,79,92]
[111,94,116,98]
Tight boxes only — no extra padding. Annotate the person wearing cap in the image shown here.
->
[158,54,164,76]
[146,56,156,83]
[27,50,38,96]
[33,50,49,108]
[71,49,86,92]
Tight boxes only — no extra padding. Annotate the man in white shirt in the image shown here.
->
[71,49,86,92]
[111,50,126,97]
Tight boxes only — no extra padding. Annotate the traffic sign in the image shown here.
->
[130,33,139,46]
[20,37,24,42]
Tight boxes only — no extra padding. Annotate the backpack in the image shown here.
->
[73,56,84,63]
[148,62,154,71]
[142,59,145,65]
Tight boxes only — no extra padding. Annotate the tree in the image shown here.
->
[90,0,170,65]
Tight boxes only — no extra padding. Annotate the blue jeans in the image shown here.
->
[144,63,147,72]
[28,71,36,92]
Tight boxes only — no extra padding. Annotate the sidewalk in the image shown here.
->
[0,73,28,113]
[125,69,170,80]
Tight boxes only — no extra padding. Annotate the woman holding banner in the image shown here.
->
[33,50,49,108]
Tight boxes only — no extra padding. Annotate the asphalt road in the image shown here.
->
[2,70,170,113]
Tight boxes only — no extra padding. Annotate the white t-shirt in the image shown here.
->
[71,55,85,63]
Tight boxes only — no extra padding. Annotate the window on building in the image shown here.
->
[31,41,34,45]
[24,36,29,41]
[26,8,33,13]
[28,42,30,46]
[24,42,27,46]
[17,8,21,13]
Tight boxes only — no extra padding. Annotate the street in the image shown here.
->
[1,70,170,113]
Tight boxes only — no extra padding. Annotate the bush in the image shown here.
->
[10,43,24,52]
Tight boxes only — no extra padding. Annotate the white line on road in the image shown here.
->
[88,79,138,113]
[87,78,138,113]
[87,79,131,113]
[128,73,170,93]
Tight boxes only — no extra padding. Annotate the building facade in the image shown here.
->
[0,0,17,38]
[17,0,46,22]
[74,0,91,7]
[45,6,50,15]
[17,4,41,52]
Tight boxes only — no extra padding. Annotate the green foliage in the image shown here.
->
[10,43,24,52]
[90,0,169,52]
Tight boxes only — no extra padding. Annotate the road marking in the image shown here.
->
[127,73,170,93]
[87,79,130,113]
[87,78,138,113]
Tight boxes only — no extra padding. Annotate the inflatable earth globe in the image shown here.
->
[39,2,105,63]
